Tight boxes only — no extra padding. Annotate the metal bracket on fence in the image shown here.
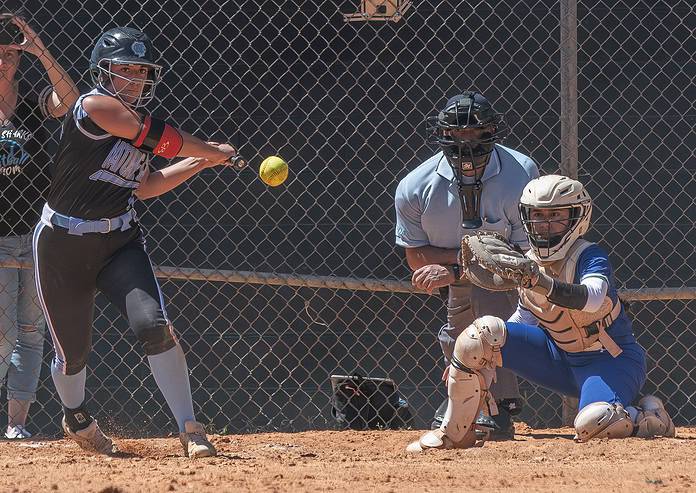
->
[343,0,412,22]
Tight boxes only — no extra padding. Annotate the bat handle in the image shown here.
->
[228,155,247,170]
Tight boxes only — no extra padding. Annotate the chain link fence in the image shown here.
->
[0,0,693,437]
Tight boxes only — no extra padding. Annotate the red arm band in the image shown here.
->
[153,123,183,159]
[132,115,183,159]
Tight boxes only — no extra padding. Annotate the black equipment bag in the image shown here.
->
[330,374,413,430]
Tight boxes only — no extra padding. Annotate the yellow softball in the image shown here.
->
[259,156,289,187]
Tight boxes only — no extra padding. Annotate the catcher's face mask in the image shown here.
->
[519,175,593,263]
[520,205,587,259]
[426,92,507,229]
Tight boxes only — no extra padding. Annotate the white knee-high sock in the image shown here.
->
[51,362,86,409]
[148,344,195,432]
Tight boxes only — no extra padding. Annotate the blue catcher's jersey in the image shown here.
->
[574,243,636,346]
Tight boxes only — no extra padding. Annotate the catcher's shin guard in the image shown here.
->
[574,401,633,441]
[440,366,490,442]
[406,366,487,453]
[407,316,507,452]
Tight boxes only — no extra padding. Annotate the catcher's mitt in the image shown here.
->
[459,232,538,291]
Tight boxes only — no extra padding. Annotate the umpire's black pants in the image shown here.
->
[33,220,176,375]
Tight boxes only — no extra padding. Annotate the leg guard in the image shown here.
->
[439,366,488,443]
[631,395,675,438]
[574,401,633,442]
[407,316,507,452]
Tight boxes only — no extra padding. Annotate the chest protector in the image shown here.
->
[519,239,623,357]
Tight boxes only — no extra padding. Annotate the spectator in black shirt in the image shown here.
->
[0,12,78,439]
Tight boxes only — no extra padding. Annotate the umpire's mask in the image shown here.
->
[426,92,507,229]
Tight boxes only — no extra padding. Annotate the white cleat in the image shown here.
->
[62,417,116,455]
[5,425,32,439]
[406,428,481,453]
[179,420,217,458]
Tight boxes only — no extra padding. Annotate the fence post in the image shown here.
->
[560,0,578,180]
[560,0,579,425]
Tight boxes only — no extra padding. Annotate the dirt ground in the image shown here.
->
[0,423,695,493]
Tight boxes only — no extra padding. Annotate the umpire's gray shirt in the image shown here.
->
[395,144,539,250]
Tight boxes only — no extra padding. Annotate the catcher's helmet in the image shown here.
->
[426,91,507,178]
[519,175,592,263]
[90,27,162,108]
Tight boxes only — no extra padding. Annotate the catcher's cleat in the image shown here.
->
[62,417,116,455]
[180,421,217,458]
[406,428,482,453]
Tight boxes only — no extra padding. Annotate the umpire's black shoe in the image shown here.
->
[488,408,514,440]
[498,397,524,417]
[431,398,505,432]
[488,398,524,441]
[431,398,448,430]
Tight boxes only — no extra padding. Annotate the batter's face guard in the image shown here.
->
[519,175,592,263]
[96,61,161,108]
[89,27,163,109]
[426,92,507,229]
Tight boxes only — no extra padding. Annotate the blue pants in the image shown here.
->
[501,323,646,409]
[0,234,46,403]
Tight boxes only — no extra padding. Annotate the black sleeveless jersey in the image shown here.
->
[47,88,150,219]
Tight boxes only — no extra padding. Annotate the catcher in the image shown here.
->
[408,174,675,452]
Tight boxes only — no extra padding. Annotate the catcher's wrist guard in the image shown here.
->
[546,279,589,310]
[528,269,553,294]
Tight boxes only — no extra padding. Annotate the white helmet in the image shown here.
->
[519,175,592,263]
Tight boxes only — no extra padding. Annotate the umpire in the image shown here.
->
[394,91,539,437]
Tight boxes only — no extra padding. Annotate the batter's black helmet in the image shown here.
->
[90,27,162,108]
